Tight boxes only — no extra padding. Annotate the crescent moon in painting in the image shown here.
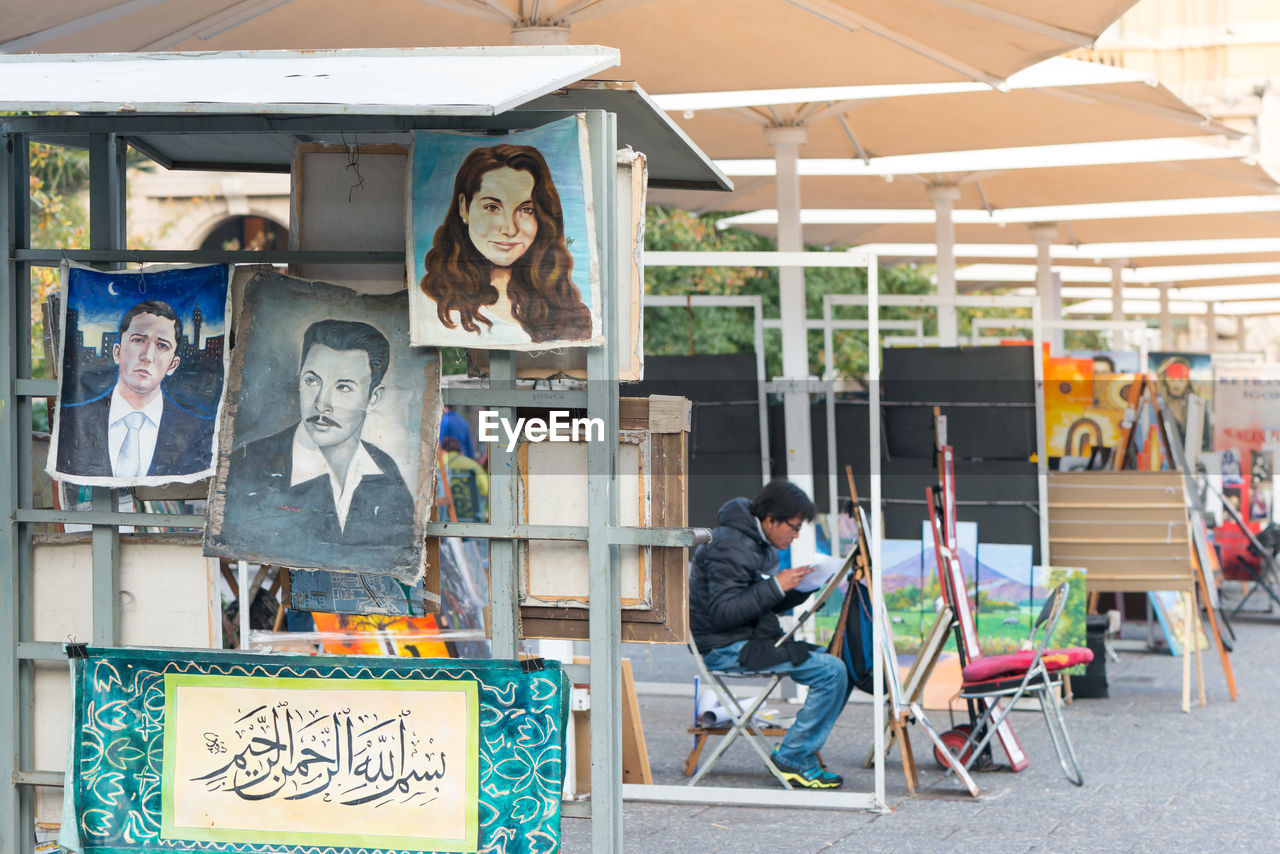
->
[106,282,119,296]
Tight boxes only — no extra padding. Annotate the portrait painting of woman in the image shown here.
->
[409,115,602,350]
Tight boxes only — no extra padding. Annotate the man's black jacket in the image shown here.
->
[689,497,810,656]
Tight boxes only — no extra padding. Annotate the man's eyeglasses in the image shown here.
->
[783,519,803,533]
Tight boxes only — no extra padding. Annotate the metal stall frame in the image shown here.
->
[0,107,703,854]
[628,250,888,813]
[641,294,770,485]
[820,292,1050,565]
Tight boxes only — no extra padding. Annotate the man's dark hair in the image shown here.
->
[119,300,181,344]
[1093,355,1115,373]
[749,480,816,523]
[441,436,462,453]
[300,320,391,388]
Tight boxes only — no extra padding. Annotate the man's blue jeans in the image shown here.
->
[702,640,849,770]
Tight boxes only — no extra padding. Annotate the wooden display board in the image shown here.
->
[519,431,652,609]
[1047,469,1223,711]
[30,536,219,823]
[519,396,690,643]
[291,143,409,294]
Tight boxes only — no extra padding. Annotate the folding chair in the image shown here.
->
[683,637,796,788]
[940,581,1092,786]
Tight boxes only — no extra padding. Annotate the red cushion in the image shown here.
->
[961,647,1094,683]
[962,651,1034,682]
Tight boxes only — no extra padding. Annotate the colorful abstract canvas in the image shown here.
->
[61,648,567,854]
[311,612,452,658]
[1044,356,1133,458]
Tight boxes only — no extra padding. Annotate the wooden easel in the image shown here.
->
[846,466,978,796]
[1112,373,1175,472]
[573,657,652,790]
[864,604,951,769]
[1189,514,1237,702]
[837,468,918,792]
[930,410,1029,772]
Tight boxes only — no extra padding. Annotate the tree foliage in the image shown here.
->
[28,141,90,382]
[643,206,953,381]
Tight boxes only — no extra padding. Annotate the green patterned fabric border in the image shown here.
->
[64,649,567,854]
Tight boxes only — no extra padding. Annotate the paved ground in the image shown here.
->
[561,611,1280,853]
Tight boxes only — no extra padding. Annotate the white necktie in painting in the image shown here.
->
[116,410,147,477]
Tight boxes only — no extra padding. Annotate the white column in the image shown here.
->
[1204,301,1217,353]
[1108,258,1127,349]
[1029,223,1062,353]
[766,126,818,542]
[1159,284,1174,349]
[927,183,961,347]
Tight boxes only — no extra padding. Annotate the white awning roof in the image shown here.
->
[0,50,730,189]
[0,47,620,115]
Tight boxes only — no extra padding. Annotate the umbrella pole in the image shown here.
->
[1031,222,1063,353]
[1109,258,1127,350]
[1159,283,1174,348]
[768,125,820,527]
[928,183,961,346]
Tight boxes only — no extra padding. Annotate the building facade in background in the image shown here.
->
[1078,1,1280,359]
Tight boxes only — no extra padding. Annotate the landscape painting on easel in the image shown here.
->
[972,543,1034,655]
[1030,565,1088,673]
[1149,590,1211,656]
[814,539,926,652]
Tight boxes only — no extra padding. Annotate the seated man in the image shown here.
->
[688,480,848,789]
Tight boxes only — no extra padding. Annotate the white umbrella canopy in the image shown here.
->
[957,264,1280,289]
[657,59,1234,161]
[856,239,1280,270]
[721,213,1280,249]
[654,147,1275,214]
[3,0,1136,91]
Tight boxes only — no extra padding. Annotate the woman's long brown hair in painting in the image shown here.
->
[419,144,591,342]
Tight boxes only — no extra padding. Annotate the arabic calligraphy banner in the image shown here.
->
[61,648,568,854]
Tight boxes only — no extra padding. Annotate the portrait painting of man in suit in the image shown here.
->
[47,263,230,487]
[205,271,439,581]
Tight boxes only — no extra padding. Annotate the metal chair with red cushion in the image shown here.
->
[942,581,1091,786]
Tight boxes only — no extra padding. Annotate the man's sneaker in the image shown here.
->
[770,751,843,789]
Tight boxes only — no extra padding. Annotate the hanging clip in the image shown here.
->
[519,657,546,673]
[65,642,89,659]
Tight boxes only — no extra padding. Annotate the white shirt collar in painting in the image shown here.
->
[290,424,382,531]
[107,386,164,478]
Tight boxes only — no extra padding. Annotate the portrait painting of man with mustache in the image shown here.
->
[206,271,439,581]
